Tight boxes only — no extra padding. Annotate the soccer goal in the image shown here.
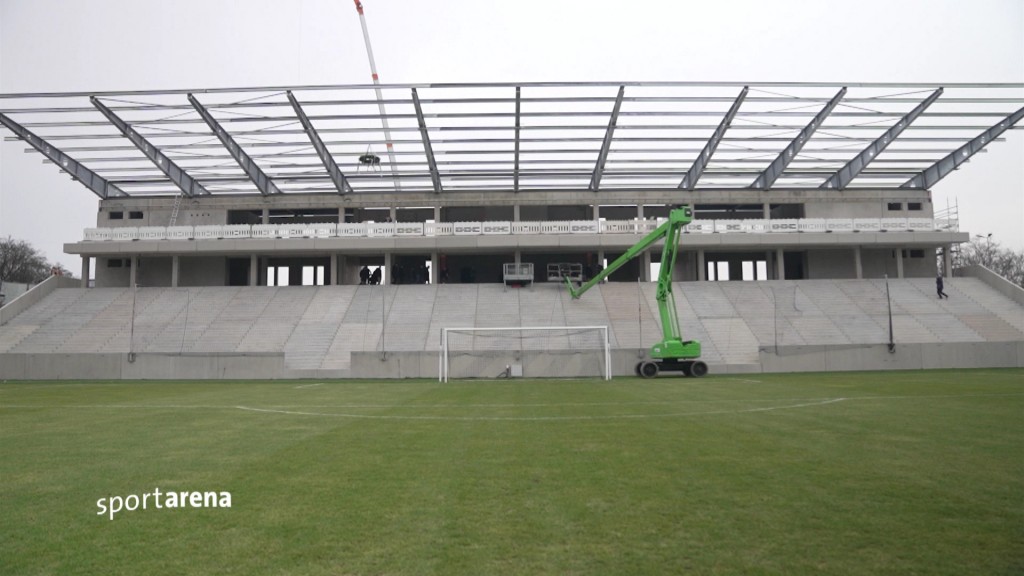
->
[439,326,611,382]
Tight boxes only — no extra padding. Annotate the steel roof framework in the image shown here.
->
[1,81,1022,197]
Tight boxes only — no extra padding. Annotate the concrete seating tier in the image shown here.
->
[1,278,1021,374]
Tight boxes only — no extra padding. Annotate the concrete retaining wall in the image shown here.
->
[3,343,1019,381]
[759,341,1024,373]
[0,352,290,380]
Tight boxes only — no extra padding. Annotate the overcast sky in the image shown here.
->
[1,0,1022,274]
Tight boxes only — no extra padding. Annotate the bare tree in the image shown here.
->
[958,238,1024,288]
[0,237,65,284]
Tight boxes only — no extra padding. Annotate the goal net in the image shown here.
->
[440,326,611,382]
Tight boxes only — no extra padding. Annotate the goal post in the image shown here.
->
[440,326,611,382]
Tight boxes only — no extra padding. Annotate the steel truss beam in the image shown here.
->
[411,88,442,193]
[286,91,352,194]
[91,97,209,198]
[901,105,1024,189]
[514,86,521,193]
[822,89,943,190]
[680,87,748,190]
[187,93,282,195]
[752,87,847,190]
[0,113,124,199]
[589,86,625,191]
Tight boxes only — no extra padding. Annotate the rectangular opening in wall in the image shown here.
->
[908,202,923,211]
[269,267,290,287]
[887,202,902,211]
[909,249,925,258]
[128,211,143,219]
[109,211,123,220]
[716,261,730,281]
[107,259,123,268]
[756,261,767,280]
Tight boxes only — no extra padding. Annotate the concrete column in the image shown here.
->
[765,251,773,280]
[513,204,521,222]
[249,255,258,286]
[896,248,905,279]
[697,249,706,281]
[433,206,441,222]
[597,249,605,267]
[763,202,771,219]
[129,255,138,287]
[514,250,522,265]
[593,204,600,221]
[854,246,863,279]
[383,252,392,285]
[331,254,340,285]
[261,208,270,224]
[776,248,785,280]
[637,204,645,220]
[80,257,90,288]
[430,252,439,284]
[171,256,180,287]
[389,206,397,222]
[943,244,953,277]
[338,207,346,224]
[641,251,652,282]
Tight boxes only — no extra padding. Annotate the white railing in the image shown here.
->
[81,217,952,242]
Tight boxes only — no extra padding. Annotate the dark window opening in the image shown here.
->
[107,259,123,268]
[907,202,922,211]
[109,211,124,220]
[909,249,925,258]
[887,202,902,211]
[129,211,143,219]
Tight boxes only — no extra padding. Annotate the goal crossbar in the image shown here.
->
[440,325,611,382]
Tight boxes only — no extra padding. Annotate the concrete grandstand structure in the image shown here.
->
[1,81,1022,378]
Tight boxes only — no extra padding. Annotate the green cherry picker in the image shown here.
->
[564,206,707,379]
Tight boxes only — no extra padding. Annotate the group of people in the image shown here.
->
[358,266,382,285]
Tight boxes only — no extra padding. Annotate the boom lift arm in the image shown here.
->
[565,206,706,378]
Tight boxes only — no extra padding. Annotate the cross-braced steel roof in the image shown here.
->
[1,81,1022,199]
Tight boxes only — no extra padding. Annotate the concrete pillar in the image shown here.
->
[171,256,180,287]
[854,246,863,279]
[896,248,905,279]
[697,249,706,281]
[129,255,138,287]
[430,252,439,284]
[514,250,521,265]
[765,251,773,280]
[593,204,600,221]
[389,206,397,222]
[943,244,953,277]
[637,204,645,220]
[383,252,392,285]
[513,204,521,222]
[641,251,652,282]
[261,208,269,224]
[597,249,605,267]
[80,257,90,288]
[331,254,340,285]
[433,206,441,222]
[338,207,346,224]
[776,248,785,281]
[249,255,258,286]
[763,202,771,219]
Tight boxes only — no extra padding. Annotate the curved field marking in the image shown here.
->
[233,398,848,421]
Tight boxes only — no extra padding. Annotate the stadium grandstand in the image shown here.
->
[1,80,1022,378]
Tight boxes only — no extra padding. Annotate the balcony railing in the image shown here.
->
[83,218,958,242]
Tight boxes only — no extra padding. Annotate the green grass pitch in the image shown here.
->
[1,370,1022,575]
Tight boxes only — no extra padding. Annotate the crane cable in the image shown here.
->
[353,0,401,191]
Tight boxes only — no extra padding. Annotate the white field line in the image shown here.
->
[294,383,324,389]
[1,393,1021,421]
